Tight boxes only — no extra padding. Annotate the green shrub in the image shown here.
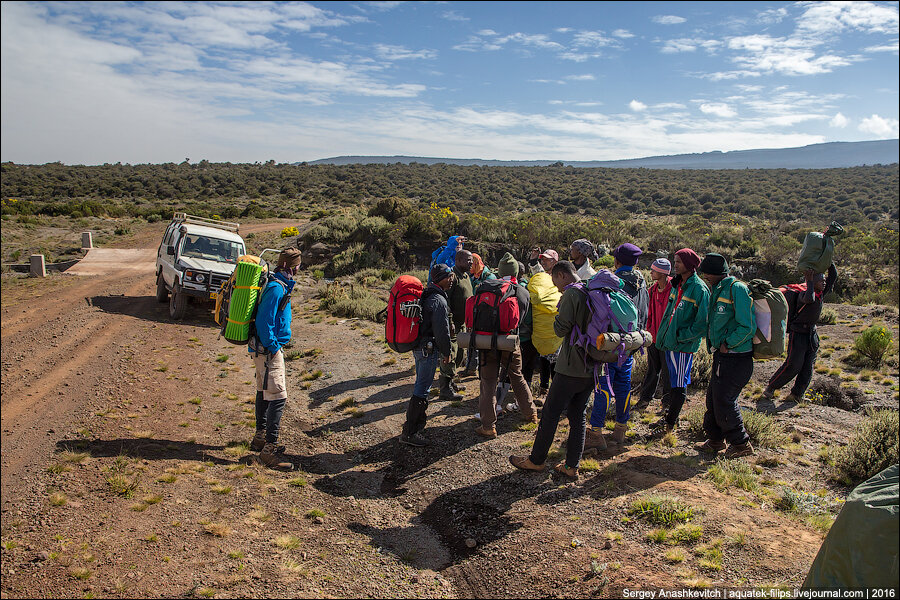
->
[832,409,899,486]
[330,243,378,277]
[741,410,788,448]
[707,458,759,491]
[627,495,697,526]
[688,345,713,389]
[817,307,837,325]
[852,325,893,366]
[593,255,615,269]
[681,406,706,439]
[319,283,385,321]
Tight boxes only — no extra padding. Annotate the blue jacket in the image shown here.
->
[431,236,462,271]
[249,271,295,354]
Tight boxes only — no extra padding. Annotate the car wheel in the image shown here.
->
[156,272,169,303]
[169,282,187,320]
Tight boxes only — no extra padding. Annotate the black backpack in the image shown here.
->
[618,270,649,330]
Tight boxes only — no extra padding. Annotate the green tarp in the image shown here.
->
[803,464,899,589]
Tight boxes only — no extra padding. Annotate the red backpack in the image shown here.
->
[465,279,521,340]
[384,275,424,353]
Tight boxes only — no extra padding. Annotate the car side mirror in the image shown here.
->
[166,246,175,256]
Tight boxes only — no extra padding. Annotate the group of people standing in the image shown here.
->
[402,235,836,480]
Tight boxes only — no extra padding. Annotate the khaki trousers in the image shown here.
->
[478,347,536,429]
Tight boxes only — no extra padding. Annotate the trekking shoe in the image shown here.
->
[554,463,578,479]
[521,411,539,424]
[474,425,497,439]
[399,432,428,447]
[761,387,775,400]
[723,442,754,459]
[259,443,293,471]
[451,379,466,393]
[509,455,546,472]
[694,439,726,455]
[533,398,544,408]
[250,429,266,452]
[583,427,607,451]
[650,422,675,439]
[439,388,464,402]
[612,422,628,445]
[461,368,477,378]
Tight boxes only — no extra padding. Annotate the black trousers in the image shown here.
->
[768,330,819,398]
[638,345,671,407]
[521,340,555,389]
[703,351,753,446]
[529,373,595,469]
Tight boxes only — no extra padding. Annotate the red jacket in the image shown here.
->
[647,277,672,341]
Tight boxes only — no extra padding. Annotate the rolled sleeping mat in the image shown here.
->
[587,330,654,363]
[458,331,518,352]
[224,260,265,344]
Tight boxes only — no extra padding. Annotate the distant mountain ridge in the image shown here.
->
[307,139,899,169]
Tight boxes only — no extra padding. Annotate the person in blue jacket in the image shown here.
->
[429,235,466,281]
[248,248,300,470]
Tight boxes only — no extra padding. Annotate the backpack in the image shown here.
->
[464,279,521,350]
[618,270,650,330]
[747,279,788,360]
[216,257,290,346]
[568,270,641,374]
[383,275,425,353]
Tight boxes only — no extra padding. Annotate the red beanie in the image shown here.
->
[675,248,701,272]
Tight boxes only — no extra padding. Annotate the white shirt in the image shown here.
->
[576,261,596,281]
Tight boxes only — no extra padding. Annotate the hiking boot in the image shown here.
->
[612,422,628,445]
[451,379,466,393]
[259,443,293,471]
[583,427,607,451]
[650,421,675,439]
[522,411,539,424]
[509,455,546,472]
[439,387,463,402]
[474,425,497,439]
[723,442,754,459]
[554,463,578,479]
[533,397,544,408]
[761,386,775,400]
[694,439,727,455]
[250,429,266,452]
[399,431,428,447]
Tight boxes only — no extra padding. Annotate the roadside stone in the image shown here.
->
[465,538,477,549]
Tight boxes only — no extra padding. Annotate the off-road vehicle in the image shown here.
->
[155,213,246,320]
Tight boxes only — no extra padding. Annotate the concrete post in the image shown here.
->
[81,232,93,249]
[30,254,46,278]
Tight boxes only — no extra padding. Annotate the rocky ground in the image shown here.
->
[1,221,898,599]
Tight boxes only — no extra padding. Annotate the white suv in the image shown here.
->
[155,213,246,320]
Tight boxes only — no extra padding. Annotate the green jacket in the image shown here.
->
[448,267,473,331]
[707,276,756,354]
[554,286,593,379]
[655,272,710,354]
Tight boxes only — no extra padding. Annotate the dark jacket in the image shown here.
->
[448,267,474,331]
[419,284,453,357]
[553,285,593,379]
[786,264,837,334]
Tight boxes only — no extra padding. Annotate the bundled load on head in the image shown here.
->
[798,221,843,274]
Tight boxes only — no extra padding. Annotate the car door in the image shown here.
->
[160,226,181,288]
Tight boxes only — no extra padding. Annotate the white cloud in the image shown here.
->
[565,74,596,81]
[440,10,469,22]
[727,34,862,76]
[629,100,647,112]
[859,114,900,138]
[864,40,899,53]
[699,103,737,118]
[660,38,721,54]
[830,112,849,128]
[612,29,634,39]
[572,31,615,48]
[757,7,788,25]
[796,1,899,36]
[374,44,436,60]
[652,15,687,25]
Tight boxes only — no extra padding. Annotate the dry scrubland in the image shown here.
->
[1,162,899,598]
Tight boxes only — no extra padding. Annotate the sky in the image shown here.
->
[1,1,898,165]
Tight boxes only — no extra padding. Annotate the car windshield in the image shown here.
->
[180,235,243,263]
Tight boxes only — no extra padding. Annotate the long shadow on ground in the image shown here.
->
[307,369,413,408]
[88,295,218,327]
[56,437,236,466]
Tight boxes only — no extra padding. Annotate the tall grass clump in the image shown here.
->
[832,409,899,486]
[319,283,384,321]
[627,495,697,526]
[741,410,788,448]
[851,325,893,366]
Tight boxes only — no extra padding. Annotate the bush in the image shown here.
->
[319,283,385,321]
[681,406,706,439]
[832,409,899,486]
[593,255,615,269]
[627,495,697,526]
[280,226,299,238]
[330,243,378,277]
[818,307,837,325]
[852,325,893,366]
[688,345,713,390]
[806,376,862,411]
[741,410,787,448]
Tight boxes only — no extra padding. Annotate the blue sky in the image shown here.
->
[1,1,897,164]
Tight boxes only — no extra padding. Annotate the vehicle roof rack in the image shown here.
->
[172,212,240,233]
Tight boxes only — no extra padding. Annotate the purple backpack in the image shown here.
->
[568,270,638,384]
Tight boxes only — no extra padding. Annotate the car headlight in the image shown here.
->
[196,273,206,283]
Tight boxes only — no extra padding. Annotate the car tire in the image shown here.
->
[156,272,169,303]
[169,282,187,320]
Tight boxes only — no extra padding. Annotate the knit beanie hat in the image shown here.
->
[674,248,701,272]
[430,264,453,284]
[697,253,729,276]
[498,252,518,278]
[613,243,642,267]
[650,258,671,274]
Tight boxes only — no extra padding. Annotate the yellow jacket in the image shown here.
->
[527,272,563,356]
